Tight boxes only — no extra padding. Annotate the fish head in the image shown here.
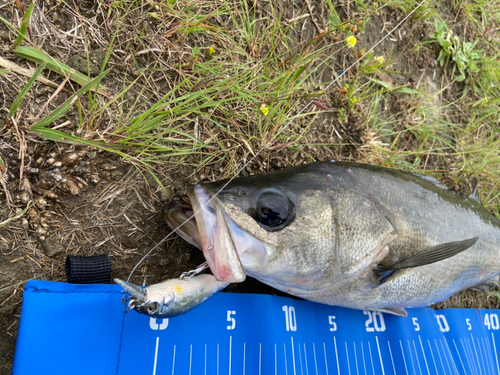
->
[172,163,347,290]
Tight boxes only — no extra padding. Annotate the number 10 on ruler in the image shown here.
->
[282,305,297,332]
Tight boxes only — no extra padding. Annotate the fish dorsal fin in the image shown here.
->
[380,237,479,271]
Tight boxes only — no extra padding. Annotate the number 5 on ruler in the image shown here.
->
[227,311,236,330]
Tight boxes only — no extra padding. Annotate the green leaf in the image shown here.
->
[14,46,109,96]
[31,69,109,129]
[367,77,392,89]
[9,61,47,118]
[0,69,9,74]
[394,87,421,95]
[14,3,35,47]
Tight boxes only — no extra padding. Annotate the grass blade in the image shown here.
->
[14,2,34,47]
[9,61,47,118]
[14,46,110,97]
[31,69,109,129]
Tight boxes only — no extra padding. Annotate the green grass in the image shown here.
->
[4,0,500,213]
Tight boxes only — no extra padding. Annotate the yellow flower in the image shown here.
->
[345,35,357,49]
[374,56,384,64]
[260,104,270,116]
[208,46,216,55]
[349,96,359,105]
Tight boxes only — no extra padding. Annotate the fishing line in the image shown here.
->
[126,0,427,282]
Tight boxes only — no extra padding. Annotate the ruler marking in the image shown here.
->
[417,336,429,375]
[485,334,495,372]
[152,337,160,375]
[434,339,446,375]
[304,344,310,375]
[407,340,415,375]
[467,333,483,375]
[313,343,319,375]
[438,340,451,375]
[259,343,262,375]
[481,336,493,375]
[471,334,487,374]
[461,337,474,374]
[387,341,396,375]
[469,337,479,375]
[353,342,359,375]
[284,343,289,375]
[275,343,278,375]
[399,340,409,375]
[217,343,220,375]
[443,338,459,375]
[368,342,375,375]
[189,345,192,375]
[376,336,386,375]
[466,336,479,375]
[275,344,277,375]
[171,345,176,375]
[298,341,304,375]
[292,337,297,375]
[323,342,330,375]
[345,342,351,375]
[243,342,246,375]
[479,337,489,375]
[492,332,500,375]
[361,342,367,375]
[484,336,494,374]
[452,339,466,374]
[412,340,423,375]
[334,337,340,375]
[480,337,488,375]
[229,337,232,375]
[426,339,438,375]
[204,344,207,375]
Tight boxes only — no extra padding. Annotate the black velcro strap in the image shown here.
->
[65,254,112,284]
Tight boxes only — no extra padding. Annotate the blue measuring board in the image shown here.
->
[12,280,500,375]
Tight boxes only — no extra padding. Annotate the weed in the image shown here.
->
[431,20,481,82]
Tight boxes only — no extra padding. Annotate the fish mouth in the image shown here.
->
[162,200,202,249]
[163,186,265,283]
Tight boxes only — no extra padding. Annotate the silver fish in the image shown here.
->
[164,161,500,317]
[115,274,228,318]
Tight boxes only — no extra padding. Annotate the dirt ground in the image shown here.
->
[1,0,499,373]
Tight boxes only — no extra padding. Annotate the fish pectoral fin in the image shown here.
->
[375,307,408,317]
[380,236,479,271]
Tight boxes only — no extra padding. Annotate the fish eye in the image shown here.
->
[255,192,291,229]
[146,302,159,314]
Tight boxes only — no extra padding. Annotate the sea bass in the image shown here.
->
[161,161,500,317]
